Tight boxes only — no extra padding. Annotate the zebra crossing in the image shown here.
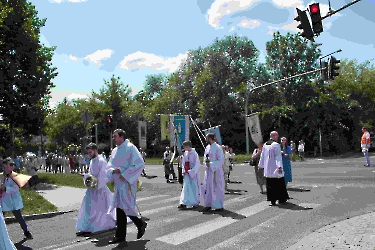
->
[48,189,321,250]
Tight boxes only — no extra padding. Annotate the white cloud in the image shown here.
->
[84,49,114,66]
[67,93,89,101]
[119,51,188,73]
[272,0,303,8]
[229,26,235,32]
[238,19,261,29]
[69,54,78,62]
[207,0,261,28]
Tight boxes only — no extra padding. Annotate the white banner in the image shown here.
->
[138,121,147,149]
[246,114,262,145]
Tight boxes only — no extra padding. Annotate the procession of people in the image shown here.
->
[0,126,300,248]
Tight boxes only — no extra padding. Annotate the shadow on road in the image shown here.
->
[228,181,242,184]
[204,209,247,220]
[143,175,158,179]
[287,187,311,192]
[277,202,314,210]
[112,239,149,249]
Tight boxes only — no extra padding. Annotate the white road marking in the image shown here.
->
[136,195,169,202]
[38,195,254,250]
[206,211,289,250]
[155,201,270,245]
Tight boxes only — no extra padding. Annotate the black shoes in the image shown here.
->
[177,204,187,210]
[137,221,147,239]
[108,237,126,244]
[76,231,91,236]
[202,207,211,213]
[24,231,33,240]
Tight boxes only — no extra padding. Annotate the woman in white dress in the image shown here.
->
[0,204,17,249]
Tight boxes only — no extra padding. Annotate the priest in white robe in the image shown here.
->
[258,131,290,206]
[106,129,148,245]
[0,205,17,250]
[178,140,201,209]
[202,133,225,213]
[76,143,116,236]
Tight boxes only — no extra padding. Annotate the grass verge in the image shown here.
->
[3,188,58,217]
[36,172,116,192]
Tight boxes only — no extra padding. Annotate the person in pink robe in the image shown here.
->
[202,133,225,213]
[106,129,147,245]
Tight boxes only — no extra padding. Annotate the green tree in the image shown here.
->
[0,0,57,157]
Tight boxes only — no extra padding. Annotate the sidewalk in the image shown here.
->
[286,211,375,249]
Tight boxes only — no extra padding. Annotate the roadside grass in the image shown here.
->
[3,188,58,217]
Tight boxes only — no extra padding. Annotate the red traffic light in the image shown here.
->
[310,4,319,13]
[107,118,112,123]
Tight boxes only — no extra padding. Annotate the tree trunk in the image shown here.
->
[10,123,15,158]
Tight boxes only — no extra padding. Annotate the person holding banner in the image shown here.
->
[221,145,231,191]
[202,133,225,213]
[258,131,290,206]
[178,141,200,210]
[251,142,266,194]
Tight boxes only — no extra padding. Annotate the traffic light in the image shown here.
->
[107,115,113,125]
[309,3,323,35]
[295,8,314,42]
[320,60,328,81]
[330,56,340,80]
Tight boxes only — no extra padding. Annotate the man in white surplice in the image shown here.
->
[106,129,147,245]
[76,143,116,236]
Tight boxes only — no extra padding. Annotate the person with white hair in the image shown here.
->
[258,131,290,206]
[25,154,39,190]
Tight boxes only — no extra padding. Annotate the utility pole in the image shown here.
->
[319,128,323,157]
[95,124,98,145]
[245,91,249,155]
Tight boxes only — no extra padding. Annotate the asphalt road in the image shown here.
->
[7,155,375,250]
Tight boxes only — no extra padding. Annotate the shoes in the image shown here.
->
[24,231,33,240]
[365,164,370,167]
[137,221,147,239]
[202,207,211,213]
[108,237,126,244]
[177,204,187,210]
[76,231,91,236]
[166,180,172,183]
[269,202,277,206]
[192,205,199,209]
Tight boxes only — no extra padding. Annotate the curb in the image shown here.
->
[4,209,77,224]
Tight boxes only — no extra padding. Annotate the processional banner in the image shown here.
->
[203,126,222,145]
[160,114,170,141]
[169,115,190,153]
[138,121,147,149]
[246,113,263,145]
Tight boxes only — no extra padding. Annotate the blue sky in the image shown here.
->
[33,0,375,108]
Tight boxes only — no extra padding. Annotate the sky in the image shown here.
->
[32,0,375,108]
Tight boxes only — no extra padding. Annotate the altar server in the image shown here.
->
[178,141,201,210]
[0,158,33,240]
[202,133,225,213]
[76,143,116,236]
[106,129,147,245]
[258,131,290,206]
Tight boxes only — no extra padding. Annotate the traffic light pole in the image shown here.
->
[110,130,113,151]
[95,124,98,144]
[249,67,328,92]
[321,0,362,20]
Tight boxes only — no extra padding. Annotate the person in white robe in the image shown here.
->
[0,204,17,250]
[221,145,231,191]
[106,129,147,245]
[258,131,290,206]
[76,143,116,236]
[202,133,225,213]
[178,141,201,209]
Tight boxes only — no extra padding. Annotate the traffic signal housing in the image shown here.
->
[295,8,314,42]
[320,60,328,81]
[107,115,113,125]
[309,3,323,35]
[330,56,340,80]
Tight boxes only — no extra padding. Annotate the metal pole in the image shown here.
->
[250,67,327,92]
[110,130,113,151]
[95,124,98,145]
[319,128,323,157]
[245,91,249,155]
[321,0,362,20]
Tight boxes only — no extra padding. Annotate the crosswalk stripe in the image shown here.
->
[136,195,169,202]
[155,201,270,245]
[206,210,289,250]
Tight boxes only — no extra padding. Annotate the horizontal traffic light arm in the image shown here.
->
[249,67,327,92]
[321,0,362,20]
